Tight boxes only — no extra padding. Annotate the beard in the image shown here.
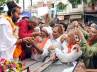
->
[28,25,33,30]
[12,15,19,23]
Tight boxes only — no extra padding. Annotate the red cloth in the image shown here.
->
[17,19,33,38]
[67,44,73,53]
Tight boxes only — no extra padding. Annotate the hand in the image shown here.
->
[72,21,79,27]
[60,34,67,43]
[50,53,56,61]
[32,32,41,37]
[72,44,80,52]
[16,37,33,44]
[74,62,86,72]
[49,45,57,50]
[23,37,33,44]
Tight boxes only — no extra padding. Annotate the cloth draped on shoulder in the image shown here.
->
[5,16,22,59]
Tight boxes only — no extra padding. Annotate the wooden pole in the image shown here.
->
[23,0,25,10]
[30,0,32,7]
[33,58,53,72]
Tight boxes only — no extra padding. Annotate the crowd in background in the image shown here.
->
[0,1,97,69]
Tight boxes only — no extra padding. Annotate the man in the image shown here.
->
[17,14,40,59]
[17,15,40,38]
[0,1,30,60]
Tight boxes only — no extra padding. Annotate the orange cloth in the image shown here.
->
[38,38,48,49]
[67,44,73,53]
[13,44,22,58]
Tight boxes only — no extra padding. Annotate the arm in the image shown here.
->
[55,44,82,63]
[32,38,43,52]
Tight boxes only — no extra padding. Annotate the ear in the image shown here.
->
[11,8,16,16]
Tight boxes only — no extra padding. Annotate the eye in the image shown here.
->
[74,35,80,41]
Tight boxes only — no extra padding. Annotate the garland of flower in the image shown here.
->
[0,58,22,72]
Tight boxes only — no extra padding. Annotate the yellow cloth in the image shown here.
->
[5,16,19,38]
[5,16,21,58]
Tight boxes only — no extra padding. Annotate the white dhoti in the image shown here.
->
[0,46,16,60]
[0,17,17,60]
[55,47,82,63]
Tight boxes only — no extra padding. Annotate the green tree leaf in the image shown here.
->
[56,2,67,12]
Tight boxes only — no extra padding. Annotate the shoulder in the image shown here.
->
[46,39,52,45]
[47,39,51,42]
[17,19,28,27]
[0,16,10,25]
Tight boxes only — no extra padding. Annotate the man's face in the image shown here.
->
[74,34,80,43]
[28,21,37,30]
[41,30,48,37]
[52,27,60,39]
[89,27,97,36]
[12,7,21,23]
[33,18,40,25]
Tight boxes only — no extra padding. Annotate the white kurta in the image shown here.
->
[55,48,82,63]
[53,35,82,63]
[55,42,82,63]
[0,17,17,60]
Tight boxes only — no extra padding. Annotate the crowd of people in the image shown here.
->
[0,1,97,69]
